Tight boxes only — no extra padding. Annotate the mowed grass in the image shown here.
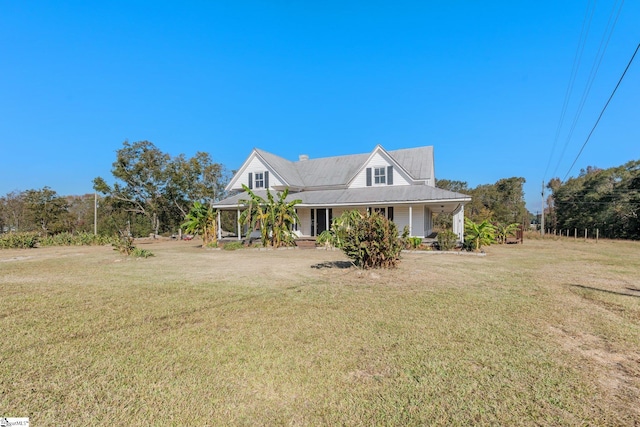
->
[1,239,639,425]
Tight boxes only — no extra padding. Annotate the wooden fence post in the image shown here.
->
[596,228,599,243]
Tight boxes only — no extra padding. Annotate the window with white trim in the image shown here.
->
[255,172,264,188]
[374,167,386,185]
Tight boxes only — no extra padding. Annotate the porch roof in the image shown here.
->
[213,185,471,210]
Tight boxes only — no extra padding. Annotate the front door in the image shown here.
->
[312,209,333,236]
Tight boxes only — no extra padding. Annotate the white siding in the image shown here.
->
[394,206,410,236]
[453,205,465,242]
[232,155,284,190]
[411,205,425,238]
[296,208,311,237]
[424,207,433,236]
[349,152,411,189]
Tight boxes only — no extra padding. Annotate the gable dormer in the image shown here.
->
[225,149,287,192]
[348,145,412,189]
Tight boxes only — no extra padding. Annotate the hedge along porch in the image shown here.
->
[213,145,471,241]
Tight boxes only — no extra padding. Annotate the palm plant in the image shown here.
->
[182,201,217,246]
[238,186,268,246]
[494,222,520,244]
[268,188,301,247]
[464,218,496,251]
[238,185,301,247]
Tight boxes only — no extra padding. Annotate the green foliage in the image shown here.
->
[316,210,363,249]
[182,201,217,246]
[131,247,154,258]
[407,236,423,249]
[464,218,496,252]
[548,160,640,240]
[112,235,136,255]
[436,230,458,251]
[494,222,520,244]
[238,186,301,248]
[464,177,527,225]
[23,187,71,235]
[38,232,114,247]
[337,210,403,269]
[222,241,244,251]
[94,140,229,237]
[0,232,39,249]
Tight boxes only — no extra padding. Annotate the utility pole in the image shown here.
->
[94,192,98,235]
[540,181,545,236]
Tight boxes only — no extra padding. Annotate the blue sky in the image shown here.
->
[1,1,638,212]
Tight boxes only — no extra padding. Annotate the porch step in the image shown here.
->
[295,239,318,249]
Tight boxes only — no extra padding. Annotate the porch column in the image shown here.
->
[325,208,329,232]
[237,208,241,241]
[452,205,465,242]
[409,205,413,237]
[217,210,222,240]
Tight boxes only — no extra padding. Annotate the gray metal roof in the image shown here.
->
[254,146,434,188]
[214,185,470,208]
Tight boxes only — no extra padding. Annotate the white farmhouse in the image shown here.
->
[213,145,471,241]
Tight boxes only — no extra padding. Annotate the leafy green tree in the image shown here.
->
[182,201,218,246]
[23,187,71,235]
[549,160,640,239]
[93,140,170,236]
[167,151,230,218]
[464,218,495,251]
[0,191,27,232]
[94,140,229,237]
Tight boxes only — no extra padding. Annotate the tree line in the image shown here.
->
[435,176,530,227]
[1,141,232,237]
[545,160,640,240]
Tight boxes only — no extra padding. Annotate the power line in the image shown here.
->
[562,42,640,181]
[552,0,626,179]
[543,0,596,183]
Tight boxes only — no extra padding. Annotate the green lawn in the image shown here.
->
[1,238,639,425]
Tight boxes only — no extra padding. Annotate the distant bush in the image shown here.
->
[0,232,40,249]
[437,230,458,251]
[112,235,154,258]
[222,241,244,251]
[39,232,114,247]
[113,235,135,255]
[132,247,154,258]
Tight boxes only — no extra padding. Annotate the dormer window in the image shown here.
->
[255,172,264,188]
[366,166,393,187]
[374,167,386,185]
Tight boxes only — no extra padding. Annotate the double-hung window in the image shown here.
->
[374,167,386,185]
[255,172,264,188]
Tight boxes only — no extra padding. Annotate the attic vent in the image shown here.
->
[299,154,309,161]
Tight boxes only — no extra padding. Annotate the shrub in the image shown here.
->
[465,219,496,252]
[131,247,154,258]
[222,241,244,251]
[39,232,114,247]
[339,210,403,269]
[0,232,40,249]
[437,230,458,251]
[113,235,135,255]
[407,236,423,249]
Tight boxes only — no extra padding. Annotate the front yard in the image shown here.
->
[1,238,638,425]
